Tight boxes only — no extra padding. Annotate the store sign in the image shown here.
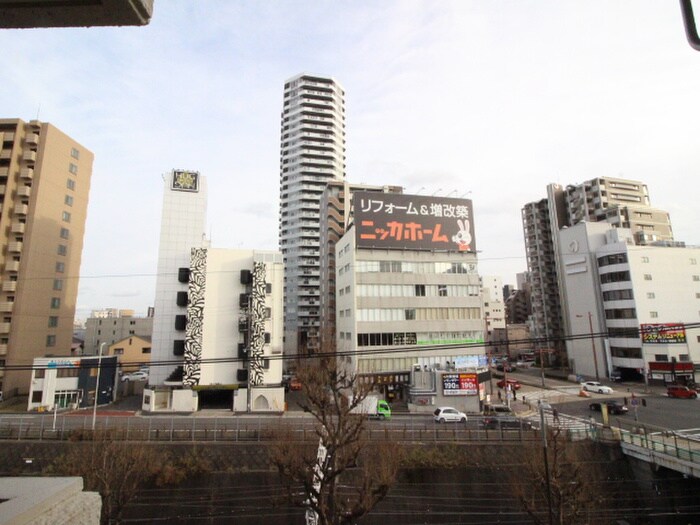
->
[47,359,79,368]
[641,323,687,344]
[442,373,478,396]
[353,192,476,252]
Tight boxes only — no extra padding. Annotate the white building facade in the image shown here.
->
[559,222,700,383]
[335,192,487,412]
[150,170,208,386]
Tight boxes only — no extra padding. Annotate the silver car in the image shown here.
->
[433,407,467,423]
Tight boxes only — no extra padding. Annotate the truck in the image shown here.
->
[349,394,392,420]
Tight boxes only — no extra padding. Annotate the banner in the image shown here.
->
[442,373,478,396]
[640,323,686,344]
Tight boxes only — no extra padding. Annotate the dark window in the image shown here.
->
[173,340,185,356]
[142,347,151,354]
[605,308,637,320]
[602,289,634,301]
[237,369,249,382]
[60,227,69,239]
[598,253,628,267]
[415,284,426,297]
[608,327,639,338]
[35,369,45,379]
[264,333,271,344]
[56,262,65,273]
[32,391,42,403]
[66,178,75,191]
[405,309,416,320]
[240,269,252,284]
[176,291,188,306]
[600,271,631,284]
[57,244,67,256]
[266,283,272,294]
[610,347,641,358]
[50,297,60,309]
[53,279,63,291]
[178,268,190,283]
[174,315,187,331]
[46,335,56,347]
[655,354,669,362]
[438,285,447,297]
[48,316,58,328]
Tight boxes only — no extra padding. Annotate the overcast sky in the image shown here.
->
[1,1,698,320]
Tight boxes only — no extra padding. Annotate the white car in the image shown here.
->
[433,407,467,423]
[121,371,148,382]
[581,381,613,394]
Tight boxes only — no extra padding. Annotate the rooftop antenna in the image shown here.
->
[460,191,472,198]
[446,190,458,197]
[35,104,41,121]
[431,188,443,196]
[416,186,426,195]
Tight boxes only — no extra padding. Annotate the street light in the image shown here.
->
[91,342,106,431]
[577,312,600,382]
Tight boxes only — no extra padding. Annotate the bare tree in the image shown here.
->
[271,363,401,525]
[47,431,211,524]
[509,427,610,525]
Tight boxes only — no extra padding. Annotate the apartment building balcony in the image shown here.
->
[5,261,19,272]
[0,168,8,177]
[10,222,24,234]
[13,203,28,216]
[20,168,33,180]
[0,302,13,313]
[0,149,11,160]
[2,281,16,292]
[8,242,22,253]
[1,132,14,142]
[17,186,31,198]
[22,150,36,163]
[0,186,5,195]
[0,343,7,355]
[25,133,39,146]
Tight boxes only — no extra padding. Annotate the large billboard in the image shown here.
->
[442,373,479,396]
[353,192,476,252]
[640,323,687,344]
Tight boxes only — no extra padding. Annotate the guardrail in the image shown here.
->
[0,414,545,444]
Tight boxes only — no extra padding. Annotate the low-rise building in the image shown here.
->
[83,312,153,355]
[27,355,118,411]
[107,335,151,373]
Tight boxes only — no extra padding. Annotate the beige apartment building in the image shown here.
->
[0,119,92,397]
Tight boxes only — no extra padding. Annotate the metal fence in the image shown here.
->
[0,414,546,444]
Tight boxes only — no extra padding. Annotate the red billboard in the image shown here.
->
[353,192,476,252]
[640,323,687,344]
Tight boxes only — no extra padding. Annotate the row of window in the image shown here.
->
[356,307,481,322]
[356,331,480,347]
[356,260,477,275]
[355,284,481,298]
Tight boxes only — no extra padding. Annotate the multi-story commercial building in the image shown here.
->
[336,191,486,411]
[279,73,346,360]
[559,222,700,383]
[148,170,283,411]
[522,177,673,365]
[318,181,402,352]
[83,312,153,355]
[150,170,208,386]
[0,119,93,397]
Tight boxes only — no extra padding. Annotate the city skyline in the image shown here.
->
[0,1,698,319]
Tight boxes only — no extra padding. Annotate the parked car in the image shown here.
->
[581,381,613,394]
[589,401,628,414]
[483,403,514,416]
[121,371,148,382]
[667,385,698,399]
[496,363,516,373]
[289,377,303,391]
[497,378,521,390]
[481,416,533,430]
[433,407,467,423]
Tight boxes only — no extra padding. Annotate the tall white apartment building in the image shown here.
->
[150,170,207,386]
[279,73,346,359]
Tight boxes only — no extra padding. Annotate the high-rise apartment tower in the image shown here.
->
[0,119,93,397]
[279,74,346,359]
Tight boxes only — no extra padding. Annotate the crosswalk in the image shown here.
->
[525,410,594,435]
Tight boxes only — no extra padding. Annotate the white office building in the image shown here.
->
[559,222,700,383]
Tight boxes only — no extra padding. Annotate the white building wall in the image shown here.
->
[150,173,207,385]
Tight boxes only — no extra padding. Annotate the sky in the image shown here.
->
[0,1,698,320]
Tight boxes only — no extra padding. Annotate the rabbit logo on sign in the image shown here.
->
[452,219,472,251]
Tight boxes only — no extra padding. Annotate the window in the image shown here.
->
[53,279,62,291]
[46,335,56,347]
[62,211,71,222]
[415,284,426,297]
[646,292,655,299]
[691,258,698,265]
[114,348,124,355]
[64,195,73,206]
[405,309,416,320]
[50,297,60,309]
[71,147,80,159]
[679,354,690,362]
[142,347,151,354]
[34,369,45,379]
[641,256,650,263]
[438,285,447,297]
[644,274,652,281]
[60,227,69,239]
[68,163,78,174]
[266,283,272,294]
[598,253,628,267]
[56,262,65,273]
[599,271,631,284]
[57,245,67,256]
[693,275,700,282]
[32,391,42,403]
[602,289,634,301]
[66,178,75,190]
[650,311,658,318]
[48,316,58,327]
[655,354,668,362]
[264,307,272,319]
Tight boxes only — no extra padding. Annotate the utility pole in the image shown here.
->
[539,404,554,525]
[91,342,106,431]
